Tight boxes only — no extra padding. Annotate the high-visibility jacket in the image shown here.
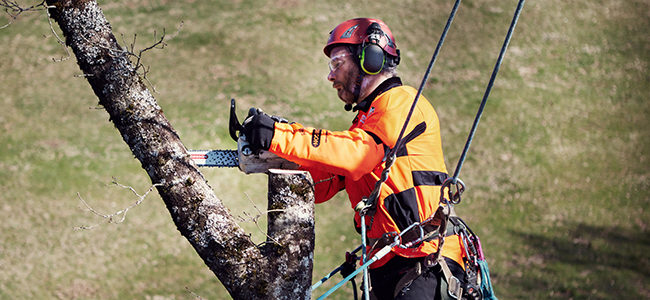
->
[269,77,464,268]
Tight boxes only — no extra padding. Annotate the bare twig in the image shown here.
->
[128,22,183,91]
[236,193,286,247]
[1,1,70,60]
[2,1,184,87]
[43,3,70,62]
[76,21,184,92]
[0,0,46,29]
[75,178,162,230]
[185,287,206,300]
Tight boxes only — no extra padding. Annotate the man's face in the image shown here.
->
[327,46,359,105]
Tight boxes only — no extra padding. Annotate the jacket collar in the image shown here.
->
[353,77,403,112]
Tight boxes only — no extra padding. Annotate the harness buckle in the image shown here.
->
[447,276,463,299]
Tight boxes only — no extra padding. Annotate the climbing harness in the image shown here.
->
[316,208,451,300]
[312,0,525,299]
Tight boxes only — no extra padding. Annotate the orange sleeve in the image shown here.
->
[269,122,385,181]
[300,166,345,204]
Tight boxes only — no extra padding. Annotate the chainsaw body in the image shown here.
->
[236,134,299,174]
[188,99,299,174]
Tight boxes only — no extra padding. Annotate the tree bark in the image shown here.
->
[44,1,315,298]
[264,169,315,300]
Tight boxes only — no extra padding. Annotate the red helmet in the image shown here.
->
[324,18,399,58]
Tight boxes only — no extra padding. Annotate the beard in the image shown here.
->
[333,68,361,105]
[336,84,355,104]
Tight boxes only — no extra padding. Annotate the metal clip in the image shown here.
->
[354,198,369,213]
[440,177,466,205]
[398,221,425,249]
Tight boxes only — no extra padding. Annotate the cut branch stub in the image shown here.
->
[263,169,315,300]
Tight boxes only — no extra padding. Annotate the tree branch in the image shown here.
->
[41,1,315,298]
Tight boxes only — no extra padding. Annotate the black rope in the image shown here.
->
[359,0,462,215]
[351,279,358,300]
[390,0,462,158]
[450,0,526,183]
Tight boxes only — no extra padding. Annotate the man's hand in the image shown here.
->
[241,108,277,153]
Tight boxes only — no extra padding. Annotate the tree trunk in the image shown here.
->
[45,1,315,298]
[264,169,315,299]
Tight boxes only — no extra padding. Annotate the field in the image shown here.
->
[1,0,648,299]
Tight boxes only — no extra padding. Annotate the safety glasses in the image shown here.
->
[328,53,350,72]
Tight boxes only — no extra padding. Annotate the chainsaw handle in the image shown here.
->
[229,98,243,142]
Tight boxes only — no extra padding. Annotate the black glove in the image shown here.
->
[340,251,358,278]
[241,108,276,153]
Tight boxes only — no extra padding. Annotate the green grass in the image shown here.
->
[1,0,648,299]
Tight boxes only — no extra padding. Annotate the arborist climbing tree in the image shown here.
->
[242,17,467,300]
[1,0,524,298]
[244,0,526,294]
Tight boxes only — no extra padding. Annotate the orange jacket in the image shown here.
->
[269,77,463,268]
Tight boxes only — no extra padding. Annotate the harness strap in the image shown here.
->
[392,260,423,298]
[358,121,428,229]
[390,256,464,299]
[439,257,463,300]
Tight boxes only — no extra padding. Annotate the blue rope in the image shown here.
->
[450,0,526,182]
[479,259,499,300]
[317,245,396,300]
[360,214,370,300]
[311,246,362,291]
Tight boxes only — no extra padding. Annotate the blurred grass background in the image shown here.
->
[1,0,648,299]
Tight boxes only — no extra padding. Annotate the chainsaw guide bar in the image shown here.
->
[188,149,239,168]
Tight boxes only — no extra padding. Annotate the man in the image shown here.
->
[242,18,466,299]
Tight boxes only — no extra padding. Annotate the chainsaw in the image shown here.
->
[188,99,299,174]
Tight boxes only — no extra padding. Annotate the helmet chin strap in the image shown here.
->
[343,44,369,112]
